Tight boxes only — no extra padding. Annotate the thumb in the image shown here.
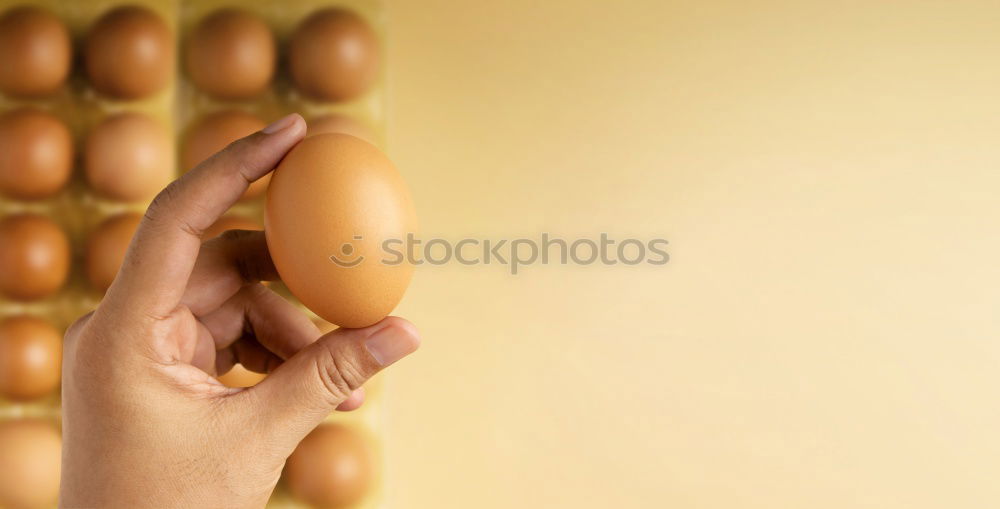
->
[246,316,419,448]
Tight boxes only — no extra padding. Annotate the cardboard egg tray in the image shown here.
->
[0,0,388,507]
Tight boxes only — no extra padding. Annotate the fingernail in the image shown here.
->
[262,113,298,134]
[365,324,419,366]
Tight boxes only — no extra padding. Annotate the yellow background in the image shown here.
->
[384,1,1000,508]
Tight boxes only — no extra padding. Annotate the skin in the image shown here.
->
[60,113,420,508]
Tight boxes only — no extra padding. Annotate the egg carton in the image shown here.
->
[0,0,390,507]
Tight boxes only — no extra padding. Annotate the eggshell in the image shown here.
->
[265,134,416,328]
[0,316,61,401]
[185,8,275,100]
[289,8,379,101]
[0,419,61,509]
[284,423,375,508]
[0,6,71,98]
[0,108,73,201]
[182,110,268,200]
[0,214,69,301]
[307,114,378,145]
[86,213,142,293]
[84,112,174,202]
[85,5,173,99]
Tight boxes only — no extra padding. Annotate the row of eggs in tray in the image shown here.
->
[0,106,376,203]
[0,4,380,102]
[0,107,376,301]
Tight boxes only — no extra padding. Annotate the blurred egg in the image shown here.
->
[86,213,142,293]
[203,214,261,239]
[0,6,71,98]
[85,112,174,202]
[0,214,69,301]
[308,114,377,145]
[0,316,61,401]
[216,363,266,388]
[185,8,274,100]
[85,5,173,99]
[182,110,268,200]
[0,108,73,200]
[284,423,374,508]
[0,419,61,509]
[289,8,379,101]
[265,134,416,328]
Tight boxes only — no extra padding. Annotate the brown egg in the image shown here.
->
[0,6,71,98]
[0,419,61,509]
[0,316,61,401]
[182,110,268,200]
[85,5,173,99]
[185,8,274,100]
[0,214,69,301]
[266,134,416,328]
[0,108,73,200]
[85,113,174,202]
[284,423,374,508]
[86,213,142,293]
[308,114,378,145]
[203,214,261,239]
[289,8,379,101]
[216,363,266,388]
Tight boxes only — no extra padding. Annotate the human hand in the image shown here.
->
[59,113,420,508]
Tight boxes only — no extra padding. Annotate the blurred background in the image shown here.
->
[385,1,1000,508]
[0,0,997,508]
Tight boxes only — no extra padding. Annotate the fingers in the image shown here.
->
[183,230,278,316]
[246,316,419,450]
[199,284,321,361]
[188,321,217,374]
[219,338,284,376]
[104,114,306,319]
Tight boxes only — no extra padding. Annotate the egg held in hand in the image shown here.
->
[265,134,416,328]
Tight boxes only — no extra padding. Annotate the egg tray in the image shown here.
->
[0,0,389,508]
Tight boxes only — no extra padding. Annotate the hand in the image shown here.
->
[59,114,421,508]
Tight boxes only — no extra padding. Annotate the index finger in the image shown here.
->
[103,113,306,319]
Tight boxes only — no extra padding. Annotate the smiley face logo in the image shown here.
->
[329,235,365,267]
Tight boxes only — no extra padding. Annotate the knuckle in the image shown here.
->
[145,181,205,238]
[332,355,367,392]
[64,311,94,342]
[219,134,266,182]
[145,180,181,220]
[314,342,368,404]
[315,357,352,402]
